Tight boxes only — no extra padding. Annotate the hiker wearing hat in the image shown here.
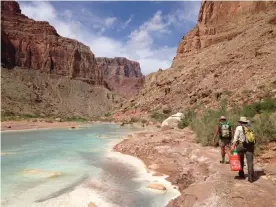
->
[231,117,256,182]
[213,116,233,164]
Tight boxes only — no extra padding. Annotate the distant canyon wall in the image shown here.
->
[1,1,118,118]
[96,57,145,97]
[1,1,103,85]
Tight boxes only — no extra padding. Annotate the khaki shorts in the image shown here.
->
[219,138,231,147]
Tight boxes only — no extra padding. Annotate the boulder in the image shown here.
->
[161,112,184,129]
[147,183,167,191]
[55,118,61,122]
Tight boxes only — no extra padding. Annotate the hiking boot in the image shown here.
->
[248,178,254,183]
[220,160,225,164]
[248,176,254,183]
[238,171,245,178]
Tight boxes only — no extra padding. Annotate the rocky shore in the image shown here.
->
[114,128,276,207]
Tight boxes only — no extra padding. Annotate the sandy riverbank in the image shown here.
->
[114,128,276,207]
[1,120,83,132]
[0,119,158,132]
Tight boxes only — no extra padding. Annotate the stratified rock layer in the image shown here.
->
[96,57,143,78]
[176,1,276,58]
[96,57,145,97]
[1,1,102,84]
[1,1,120,118]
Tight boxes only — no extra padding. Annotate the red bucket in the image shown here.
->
[229,154,241,171]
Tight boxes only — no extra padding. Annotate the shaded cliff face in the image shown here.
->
[96,57,145,97]
[1,1,102,85]
[116,1,276,117]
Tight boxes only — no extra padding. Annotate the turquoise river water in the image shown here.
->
[1,123,179,207]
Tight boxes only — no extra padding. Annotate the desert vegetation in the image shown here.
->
[150,111,171,123]
[1,111,42,121]
[1,111,89,123]
[179,99,276,147]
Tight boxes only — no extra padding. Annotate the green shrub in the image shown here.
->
[190,109,221,146]
[241,103,260,118]
[104,112,112,117]
[1,112,40,121]
[190,100,239,146]
[63,116,87,122]
[240,99,276,118]
[178,109,196,129]
[141,119,148,124]
[252,112,276,143]
[21,114,39,118]
[150,111,170,123]
[190,99,276,147]
[259,99,276,113]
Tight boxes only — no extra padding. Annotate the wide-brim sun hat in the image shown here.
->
[219,116,226,120]
[238,116,249,123]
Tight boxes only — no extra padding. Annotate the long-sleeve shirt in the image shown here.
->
[232,126,246,144]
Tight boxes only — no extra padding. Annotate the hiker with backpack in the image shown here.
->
[213,116,233,164]
[231,117,256,183]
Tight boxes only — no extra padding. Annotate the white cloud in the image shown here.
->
[177,2,201,23]
[19,2,200,75]
[119,14,134,31]
[104,17,117,27]
[122,14,134,29]
[164,2,200,32]
[19,2,56,22]
[63,9,73,19]
[19,2,79,39]
[79,8,116,32]
[127,10,173,51]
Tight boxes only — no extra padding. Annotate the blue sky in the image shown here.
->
[19,1,201,75]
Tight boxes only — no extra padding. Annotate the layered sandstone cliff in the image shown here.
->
[1,1,119,118]
[175,1,276,59]
[97,57,145,97]
[1,1,102,84]
[116,1,276,117]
